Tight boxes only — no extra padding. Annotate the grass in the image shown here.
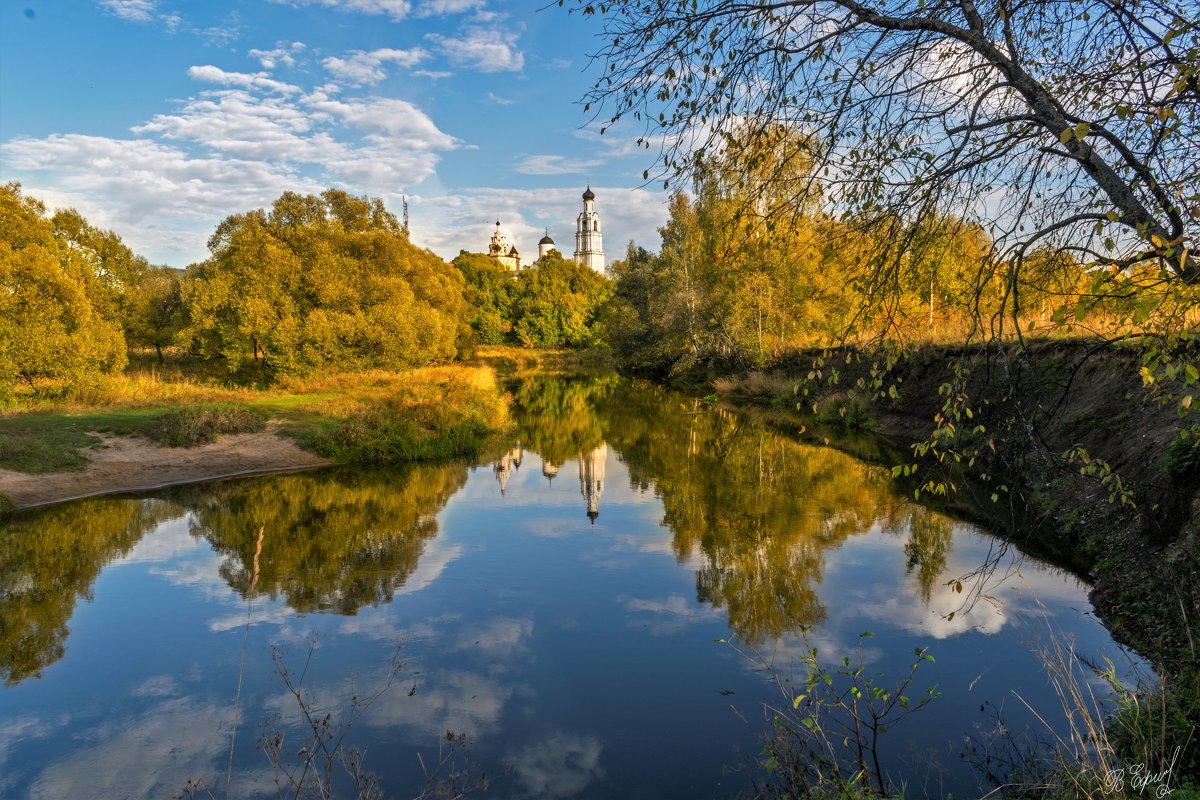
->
[314,366,512,463]
[0,352,512,474]
[0,408,164,472]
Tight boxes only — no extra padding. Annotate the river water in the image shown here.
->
[0,376,1143,798]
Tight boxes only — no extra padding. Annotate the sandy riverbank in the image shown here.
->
[0,423,330,510]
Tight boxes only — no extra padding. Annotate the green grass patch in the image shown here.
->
[147,405,267,448]
[0,491,13,515]
[0,409,162,473]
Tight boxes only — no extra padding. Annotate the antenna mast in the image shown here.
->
[402,196,409,233]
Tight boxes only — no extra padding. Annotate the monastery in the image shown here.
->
[487,186,605,275]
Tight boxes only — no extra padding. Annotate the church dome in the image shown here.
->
[539,233,554,245]
[582,185,595,201]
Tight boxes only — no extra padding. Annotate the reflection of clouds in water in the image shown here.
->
[207,603,296,633]
[832,527,1094,641]
[395,539,465,595]
[27,697,271,800]
[112,515,199,565]
[337,607,448,643]
[0,712,71,788]
[522,516,575,539]
[131,674,179,698]
[621,594,723,635]
[510,731,605,799]
[454,616,534,659]
[150,550,233,601]
[366,670,518,739]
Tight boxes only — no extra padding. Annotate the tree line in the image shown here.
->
[0,183,612,398]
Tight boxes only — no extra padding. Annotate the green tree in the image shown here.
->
[51,207,149,324]
[180,190,467,379]
[453,250,516,344]
[124,266,184,362]
[0,184,127,397]
[511,252,613,348]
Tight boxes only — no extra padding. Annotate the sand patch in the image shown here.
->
[0,423,330,510]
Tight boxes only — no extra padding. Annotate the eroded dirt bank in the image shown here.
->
[0,423,330,509]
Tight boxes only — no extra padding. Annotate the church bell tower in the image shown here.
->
[573,186,605,274]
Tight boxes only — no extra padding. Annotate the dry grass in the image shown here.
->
[0,359,510,470]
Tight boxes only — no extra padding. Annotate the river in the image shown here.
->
[0,375,1143,798]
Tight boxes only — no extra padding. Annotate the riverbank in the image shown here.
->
[0,363,510,512]
[701,337,1200,784]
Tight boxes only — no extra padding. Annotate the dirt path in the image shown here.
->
[0,423,330,510]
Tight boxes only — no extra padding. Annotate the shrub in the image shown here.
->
[148,405,266,448]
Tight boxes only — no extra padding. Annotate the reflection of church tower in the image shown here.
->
[578,443,607,523]
[494,443,523,495]
[541,457,559,486]
[573,186,604,274]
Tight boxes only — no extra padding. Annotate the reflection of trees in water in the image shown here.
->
[559,380,960,643]
[0,498,185,684]
[510,376,614,470]
[191,464,468,615]
[0,463,469,686]
[900,507,955,604]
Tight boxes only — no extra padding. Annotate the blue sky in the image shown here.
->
[0,0,670,266]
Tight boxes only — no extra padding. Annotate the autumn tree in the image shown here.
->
[568,0,1198,340]
[453,250,517,344]
[0,183,127,397]
[181,190,468,379]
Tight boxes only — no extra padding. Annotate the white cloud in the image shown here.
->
[427,27,524,72]
[2,133,326,264]
[413,69,453,80]
[248,41,307,70]
[186,65,300,94]
[321,47,428,86]
[485,92,514,106]
[271,0,412,21]
[302,92,457,149]
[135,89,329,160]
[414,0,485,16]
[514,154,603,176]
[98,0,158,22]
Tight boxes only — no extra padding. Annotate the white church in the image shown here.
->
[487,186,605,275]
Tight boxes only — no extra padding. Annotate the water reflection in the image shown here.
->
[579,444,606,522]
[0,498,185,685]
[0,374,1137,800]
[514,378,959,644]
[0,464,469,682]
[192,464,468,614]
